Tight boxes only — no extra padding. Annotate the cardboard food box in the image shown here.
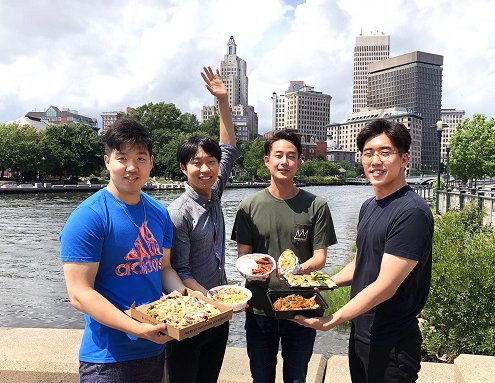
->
[126,288,233,341]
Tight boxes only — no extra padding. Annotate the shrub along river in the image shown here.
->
[0,185,373,358]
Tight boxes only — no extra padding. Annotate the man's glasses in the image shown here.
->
[361,150,401,163]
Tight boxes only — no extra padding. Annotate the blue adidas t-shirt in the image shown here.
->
[60,189,173,363]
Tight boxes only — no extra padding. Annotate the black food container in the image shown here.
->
[267,290,329,319]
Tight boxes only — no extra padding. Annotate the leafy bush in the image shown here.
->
[421,203,495,360]
[322,265,351,332]
[302,176,343,185]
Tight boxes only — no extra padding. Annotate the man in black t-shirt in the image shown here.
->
[293,119,434,383]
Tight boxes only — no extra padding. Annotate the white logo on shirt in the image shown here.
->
[294,228,309,241]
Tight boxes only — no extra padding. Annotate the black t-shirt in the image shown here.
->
[352,185,434,345]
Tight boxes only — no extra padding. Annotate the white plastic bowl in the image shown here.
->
[236,253,276,281]
[207,285,252,311]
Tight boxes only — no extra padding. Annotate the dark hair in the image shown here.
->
[356,119,411,153]
[177,136,222,167]
[103,118,153,156]
[264,130,302,157]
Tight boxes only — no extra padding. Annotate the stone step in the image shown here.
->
[219,347,326,383]
[454,354,495,383]
[325,355,454,383]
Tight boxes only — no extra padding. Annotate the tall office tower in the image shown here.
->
[271,92,285,131]
[201,36,257,142]
[368,51,443,171]
[440,108,465,164]
[352,33,390,113]
[327,107,423,172]
[271,81,331,142]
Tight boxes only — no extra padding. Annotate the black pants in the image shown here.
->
[166,321,229,383]
[348,325,422,383]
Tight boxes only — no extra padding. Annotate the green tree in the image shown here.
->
[198,114,220,140]
[299,160,317,177]
[242,138,265,180]
[154,131,192,180]
[129,103,225,178]
[256,164,270,181]
[0,123,43,180]
[299,159,340,177]
[314,160,340,177]
[129,102,183,133]
[449,114,495,184]
[180,112,201,133]
[43,124,103,180]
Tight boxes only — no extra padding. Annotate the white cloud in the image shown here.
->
[0,0,494,132]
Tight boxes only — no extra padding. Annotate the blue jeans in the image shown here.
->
[79,349,165,383]
[245,311,316,383]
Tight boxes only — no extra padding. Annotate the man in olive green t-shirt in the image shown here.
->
[231,130,337,383]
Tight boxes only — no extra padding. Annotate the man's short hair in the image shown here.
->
[177,136,222,167]
[264,130,302,157]
[103,118,153,156]
[356,119,411,154]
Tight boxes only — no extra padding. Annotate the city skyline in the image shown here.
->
[0,0,494,133]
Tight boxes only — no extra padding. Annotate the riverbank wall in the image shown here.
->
[1,328,493,383]
[0,181,273,194]
[0,180,354,194]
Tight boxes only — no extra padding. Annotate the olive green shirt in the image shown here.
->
[231,188,337,316]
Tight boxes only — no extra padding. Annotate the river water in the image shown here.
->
[0,185,373,358]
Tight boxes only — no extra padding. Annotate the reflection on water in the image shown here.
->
[0,185,372,358]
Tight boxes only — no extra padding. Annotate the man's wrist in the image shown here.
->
[217,95,229,103]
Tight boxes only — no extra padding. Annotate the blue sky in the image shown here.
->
[0,0,494,133]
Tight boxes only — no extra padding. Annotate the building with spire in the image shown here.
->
[201,36,258,142]
[352,32,390,113]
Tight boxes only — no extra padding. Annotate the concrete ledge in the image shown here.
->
[325,355,350,383]
[454,354,495,383]
[324,355,454,383]
[3,328,493,383]
[0,328,326,383]
[419,361,454,382]
[0,327,80,382]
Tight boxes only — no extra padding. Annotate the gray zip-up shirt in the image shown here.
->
[168,143,241,290]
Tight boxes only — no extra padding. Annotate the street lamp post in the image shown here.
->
[445,144,450,189]
[41,156,45,183]
[436,121,444,215]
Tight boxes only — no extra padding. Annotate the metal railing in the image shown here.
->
[412,185,495,226]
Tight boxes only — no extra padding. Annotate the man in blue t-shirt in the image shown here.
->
[293,119,434,383]
[60,118,185,382]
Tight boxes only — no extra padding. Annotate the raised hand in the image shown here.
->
[201,66,228,101]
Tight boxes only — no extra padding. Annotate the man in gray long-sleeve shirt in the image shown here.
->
[165,66,241,383]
